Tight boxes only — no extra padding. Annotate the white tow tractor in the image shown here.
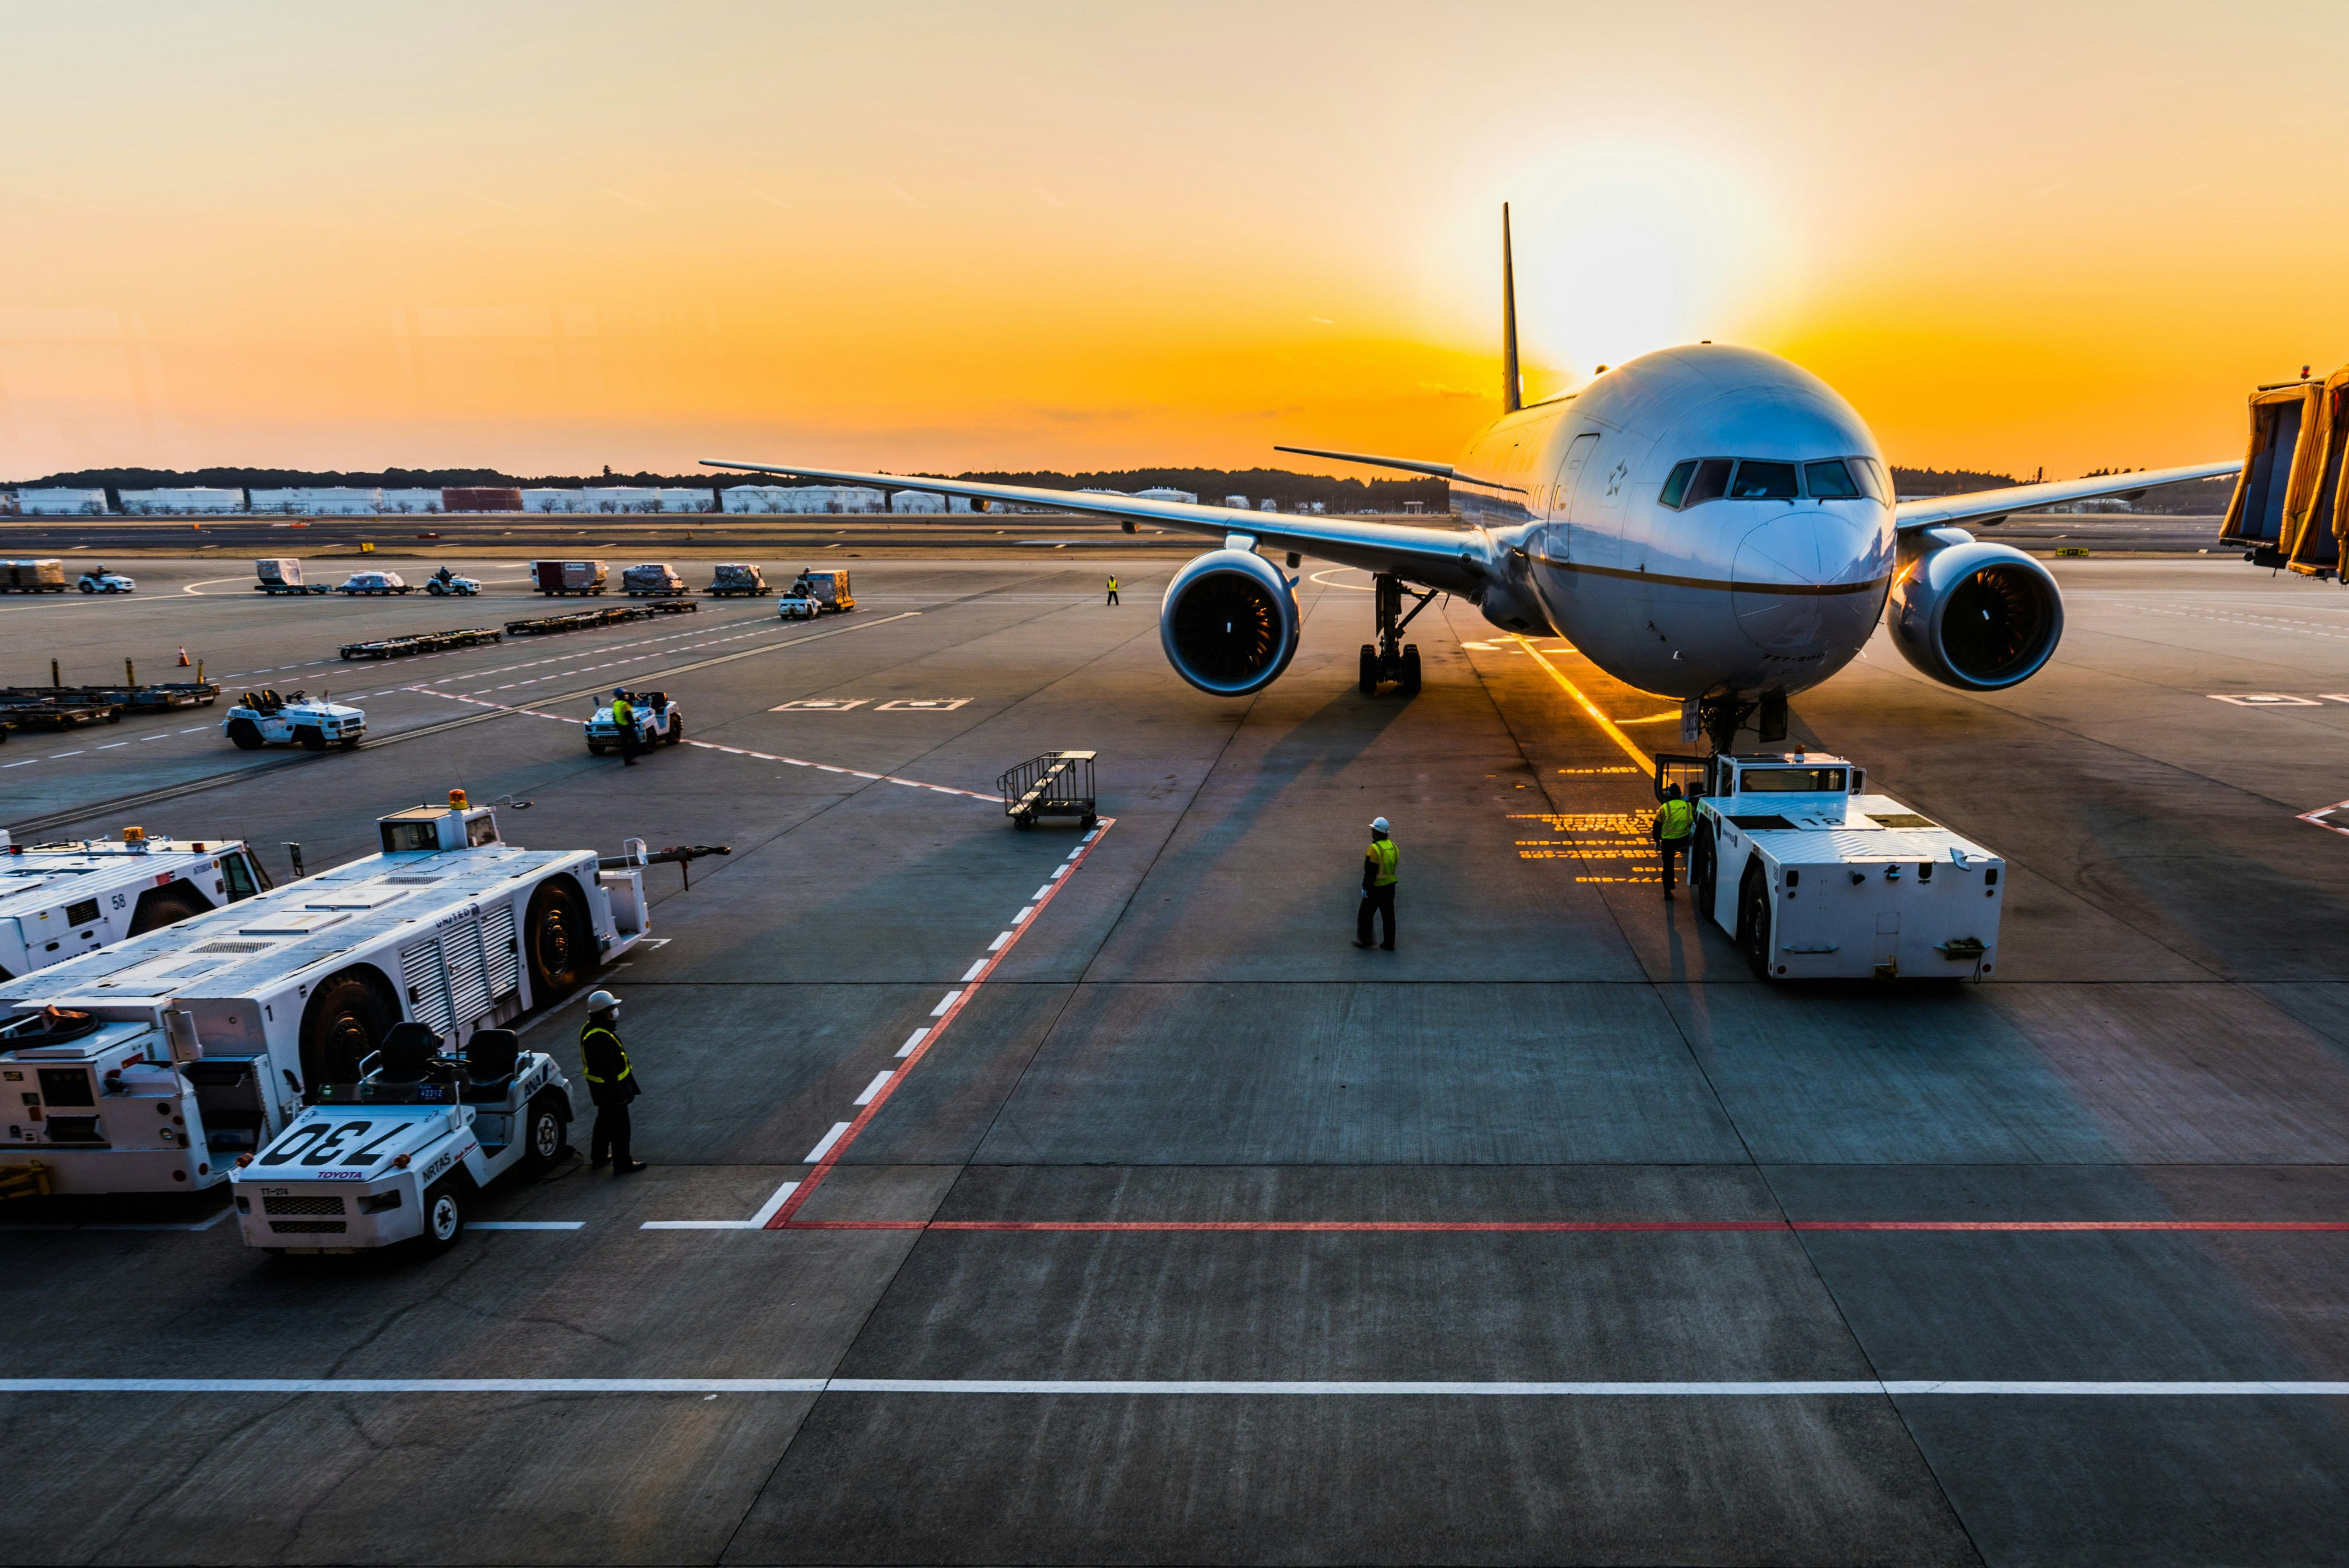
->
[776,587,820,620]
[231,1021,571,1254]
[221,689,366,751]
[1662,751,2006,982]
[0,828,270,983]
[585,689,683,754]
[76,566,136,594]
[423,567,480,596]
[0,791,648,1195]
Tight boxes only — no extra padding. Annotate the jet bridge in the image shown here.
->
[2219,363,2349,578]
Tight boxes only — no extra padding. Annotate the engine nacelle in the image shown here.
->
[1159,549,1301,696]
[1888,528,2065,691]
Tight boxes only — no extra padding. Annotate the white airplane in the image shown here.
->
[707,208,2236,750]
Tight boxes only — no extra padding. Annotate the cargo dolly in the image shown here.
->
[338,626,504,660]
[503,601,699,638]
[1000,750,1097,830]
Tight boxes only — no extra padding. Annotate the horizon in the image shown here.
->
[6,3,2342,481]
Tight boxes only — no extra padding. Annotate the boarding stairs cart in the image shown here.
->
[999,750,1097,831]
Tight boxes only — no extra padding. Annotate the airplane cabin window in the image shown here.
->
[1660,461,1697,508]
[1729,461,1798,500]
[1803,459,1862,499]
[1685,458,1734,507]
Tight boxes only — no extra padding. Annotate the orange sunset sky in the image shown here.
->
[4,1,2343,483]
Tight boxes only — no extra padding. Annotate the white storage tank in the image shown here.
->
[655,488,713,513]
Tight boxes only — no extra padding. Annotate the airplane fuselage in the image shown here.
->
[1447,344,1894,702]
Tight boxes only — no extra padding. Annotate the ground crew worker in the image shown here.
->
[1354,816,1399,950]
[580,990,644,1173]
[1106,574,1119,606]
[611,687,640,765]
[1655,782,1695,899]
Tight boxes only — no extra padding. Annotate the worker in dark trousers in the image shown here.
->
[611,688,640,765]
[1354,816,1399,950]
[580,990,644,1172]
[1105,574,1119,606]
[1655,783,1694,899]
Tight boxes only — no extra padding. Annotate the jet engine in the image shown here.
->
[1888,528,2065,691]
[1158,548,1301,696]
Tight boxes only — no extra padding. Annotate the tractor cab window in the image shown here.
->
[1737,767,1849,793]
[380,820,441,853]
[221,853,258,899]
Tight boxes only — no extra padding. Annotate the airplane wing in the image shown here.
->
[700,458,1496,595]
[1270,444,1455,478]
[1893,459,2239,531]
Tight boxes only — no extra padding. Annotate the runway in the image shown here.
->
[4,549,2349,1566]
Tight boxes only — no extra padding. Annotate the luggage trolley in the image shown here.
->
[999,750,1097,831]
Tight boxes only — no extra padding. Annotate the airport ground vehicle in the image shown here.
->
[338,571,411,595]
[0,793,648,1195]
[423,567,479,596]
[254,557,332,595]
[76,567,135,594]
[221,689,366,751]
[585,690,682,754]
[707,563,768,596]
[796,568,854,612]
[1000,751,1097,831]
[0,828,270,981]
[0,559,67,593]
[339,626,500,660]
[622,562,687,596]
[1659,751,2005,982]
[231,1022,572,1254]
[531,560,607,595]
[777,587,820,620]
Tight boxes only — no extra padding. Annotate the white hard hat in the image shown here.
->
[586,990,620,1011]
[1370,817,1390,832]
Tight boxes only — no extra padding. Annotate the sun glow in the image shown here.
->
[1502,141,1798,387]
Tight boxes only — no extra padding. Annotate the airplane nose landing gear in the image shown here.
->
[1359,573,1436,696]
[1698,688,1789,752]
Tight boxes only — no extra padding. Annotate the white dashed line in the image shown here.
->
[896,1028,929,1058]
[1014,905,1034,924]
[1031,885,1055,901]
[804,1123,852,1162]
[929,990,962,1017]
[49,751,82,759]
[987,931,1011,951]
[470,1221,585,1231]
[639,1180,799,1231]
[852,1071,895,1106]
[960,958,987,981]
[97,742,127,749]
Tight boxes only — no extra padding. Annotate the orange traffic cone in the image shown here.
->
[177,647,190,667]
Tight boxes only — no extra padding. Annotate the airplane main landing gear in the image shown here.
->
[1359,573,1436,696]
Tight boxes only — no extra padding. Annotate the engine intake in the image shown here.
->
[1159,549,1300,696]
[1888,529,2065,691]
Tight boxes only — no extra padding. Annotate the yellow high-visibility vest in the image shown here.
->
[1656,798,1694,839]
[1367,838,1400,885]
[581,1025,631,1084]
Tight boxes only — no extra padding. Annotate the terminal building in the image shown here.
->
[117,487,243,514]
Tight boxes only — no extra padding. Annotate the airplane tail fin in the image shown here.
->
[1501,203,1521,414]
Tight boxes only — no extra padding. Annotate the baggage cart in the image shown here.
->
[254,558,331,595]
[999,750,1097,830]
[0,560,67,593]
[338,627,503,660]
[621,562,688,596]
[706,563,769,596]
[531,559,608,596]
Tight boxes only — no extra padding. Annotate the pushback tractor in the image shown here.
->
[0,792,647,1195]
[1658,751,2005,981]
[0,828,270,983]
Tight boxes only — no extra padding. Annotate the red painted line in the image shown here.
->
[773,1218,2349,1235]
[769,818,1118,1227]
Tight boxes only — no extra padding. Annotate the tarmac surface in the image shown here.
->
[4,548,2349,1566]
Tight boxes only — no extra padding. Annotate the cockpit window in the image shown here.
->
[1803,459,1862,499]
[1660,461,1696,508]
[1683,458,1733,507]
[1850,456,1891,503]
[1729,461,1798,500]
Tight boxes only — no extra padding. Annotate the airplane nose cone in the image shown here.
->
[1730,510,1887,655]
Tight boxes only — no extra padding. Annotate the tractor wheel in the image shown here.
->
[226,719,265,751]
[127,884,211,935]
[587,743,606,756]
[1739,866,1775,983]
[1691,825,1717,916]
[420,1179,464,1250]
[297,967,396,1087]
[523,877,593,1004]
[663,716,683,746]
[521,1093,570,1175]
[295,727,326,752]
